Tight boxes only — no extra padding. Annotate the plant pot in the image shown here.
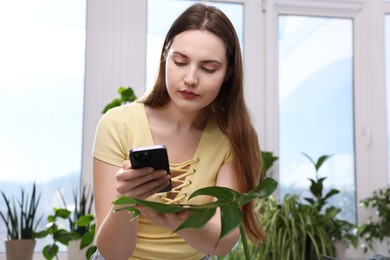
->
[334,240,348,259]
[68,239,88,260]
[5,239,36,260]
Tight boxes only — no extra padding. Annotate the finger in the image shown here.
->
[119,169,168,184]
[116,167,153,182]
[116,172,170,198]
[176,210,189,219]
[117,167,154,180]
[130,176,171,198]
[136,179,171,197]
[122,160,131,169]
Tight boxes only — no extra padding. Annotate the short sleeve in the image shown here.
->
[92,108,129,166]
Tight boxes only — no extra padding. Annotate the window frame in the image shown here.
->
[262,0,389,255]
[81,0,390,256]
[81,0,264,184]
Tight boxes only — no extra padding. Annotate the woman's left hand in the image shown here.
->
[136,206,189,231]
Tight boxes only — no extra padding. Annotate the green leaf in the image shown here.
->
[111,177,279,251]
[47,215,55,223]
[302,153,332,172]
[80,232,94,249]
[261,151,278,173]
[43,244,58,260]
[121,87,137,103]
[121,207,141,220]
[315,155,332,171]
[304,198,315,205]
[309,179,323,198]
[113,196,138,205]
[219,203,242,239]
[54,208,71,219]
[113,196,186,214]
[54,229,79,245]
[302,153,316,167]
[34,230,48,238]
[239,178,278,206]
[87,246,98,259]
[323,189,340,201]
[327,206,341,219]
[102,99,122,114]
[76,214,94,226]
[174,207,216,233]
[117,86,127,94]
[188,186,240,202]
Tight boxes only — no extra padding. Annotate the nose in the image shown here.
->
[184,66,198,87]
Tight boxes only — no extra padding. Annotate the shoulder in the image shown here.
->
[205,116,229,142]
[200,116,232,160]
[104,102,144,116]
[99,102,144,123]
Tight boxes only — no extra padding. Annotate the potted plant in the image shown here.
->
[0,182,44,260]
[358,187,390,254]
[42,184,96,260]
[223,153,358,260]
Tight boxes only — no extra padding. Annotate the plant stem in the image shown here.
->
[240,224,250,260]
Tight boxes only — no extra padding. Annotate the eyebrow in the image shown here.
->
[171,51,223,65]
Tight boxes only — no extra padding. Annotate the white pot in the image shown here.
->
[68,239,88,260]
[334,240,348,259]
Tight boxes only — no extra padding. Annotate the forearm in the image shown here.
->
[177,217,240,255]
[96,208,138,259]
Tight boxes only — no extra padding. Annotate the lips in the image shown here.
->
[179,90,199,99]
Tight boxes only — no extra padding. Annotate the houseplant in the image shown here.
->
[102,86,137,114]
[66,185,96,259]
[256,154,357,260]
[358,187,390,254]
[113,177,278,260]
[42,185,96,260]
[0,182,44,260]
[218,153,358,260]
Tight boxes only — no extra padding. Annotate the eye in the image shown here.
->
[201,67,216,73]
[173,60,186,67]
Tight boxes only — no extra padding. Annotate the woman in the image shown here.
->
[92,3,264,260]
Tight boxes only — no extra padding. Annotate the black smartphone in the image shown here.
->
[129,144,172,192]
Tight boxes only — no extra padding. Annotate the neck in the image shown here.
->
[150,101,209,130]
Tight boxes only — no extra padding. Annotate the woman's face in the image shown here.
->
[165,30,228,113]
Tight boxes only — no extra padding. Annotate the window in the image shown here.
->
[146,0,244,90]
[278,15,355,222]
[0,0,86,252]
[81,0,389,257]
[386,14,390,184]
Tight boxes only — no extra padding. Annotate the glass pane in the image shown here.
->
[278,15,355,222]
[146,0,243,90]
[386,15,390,184]
[0,0,86,252]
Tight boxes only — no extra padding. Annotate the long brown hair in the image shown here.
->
[140,3,265,243]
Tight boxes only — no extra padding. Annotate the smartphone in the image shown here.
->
[129,144,172,192]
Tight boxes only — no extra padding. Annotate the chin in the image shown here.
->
[174,101,206,113]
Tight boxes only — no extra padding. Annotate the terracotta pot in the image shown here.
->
[68,239,88,260]
[5,239,36,260]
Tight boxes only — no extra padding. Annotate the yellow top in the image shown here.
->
[93,102,232,260]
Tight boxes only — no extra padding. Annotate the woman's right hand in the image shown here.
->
[115,160,171,199]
